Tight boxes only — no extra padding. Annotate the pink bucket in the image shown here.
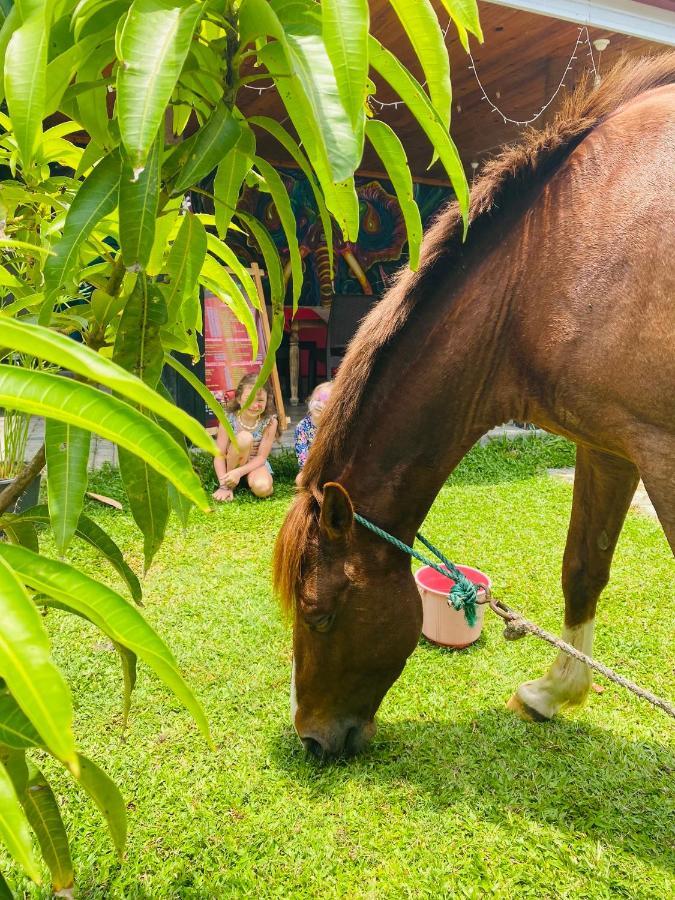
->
[414,565,491,649]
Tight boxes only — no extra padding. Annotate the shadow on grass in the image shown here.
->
[270,708,674,873]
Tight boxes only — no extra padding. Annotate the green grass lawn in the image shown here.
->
[3,437,674,898]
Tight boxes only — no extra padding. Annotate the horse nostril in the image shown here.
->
[301,736,324,758]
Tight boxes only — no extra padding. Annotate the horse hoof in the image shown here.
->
[506,692,552,723]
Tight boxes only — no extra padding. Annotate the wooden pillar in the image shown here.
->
[289,318,300,406]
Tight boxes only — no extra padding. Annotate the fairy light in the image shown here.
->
[468,26,598,127]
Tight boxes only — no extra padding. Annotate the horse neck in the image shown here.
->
[328,239,522,543]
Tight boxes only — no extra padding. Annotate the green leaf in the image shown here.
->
[0,543,212,746]
[156,381,193,529]
[206,233,260,312]
[0,366,210,511]
[234,211,284,313]
[322,0,368,150]
[0,4,20,108]
[253,157,302,309]
[114,641,137,725]
[113,276,169,569]
[21,761,73,894]
[119,131,161,271]
[117,0,203,173]
[164,212,207,328]
[438,0,483,51]
[365,119,422,270]
[4,10,48,168]
[75,754,127,857]
[368,35,469,229]
[0,869,14,900]
[0,690,41,750]
[15,505,142,604]
[0,759,41,883]
[119,448,169,571]
[0,515,39,553]
[249,115,334,278]
[213,125,254,239]
[199,255,258,356]
[0,554,76,768]
[75,38,114,148]
[256,41,359,240]
[172,101,240,195]
[388,0,451,130]
[45,420,91,556]
[164,352,234,440]
[0,319,216,455]
[147,195,181,276]
[113,274,167,389]
[43,148,121,298]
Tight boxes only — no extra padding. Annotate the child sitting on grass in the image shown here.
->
[294,381,332,486]
[213,373,278,503]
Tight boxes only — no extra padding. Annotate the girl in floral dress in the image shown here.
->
[294,382,332,485]
[213,374,278,502]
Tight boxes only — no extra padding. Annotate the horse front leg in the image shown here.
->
[507,447,639,721]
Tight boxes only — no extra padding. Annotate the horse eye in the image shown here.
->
[308,611,336,633]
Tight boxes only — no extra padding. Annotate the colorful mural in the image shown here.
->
[201,168,451,305]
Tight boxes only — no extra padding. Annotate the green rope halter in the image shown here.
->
[352,513,480,627]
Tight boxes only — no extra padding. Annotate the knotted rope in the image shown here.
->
[353,513,480,626]
[353,512,675,720]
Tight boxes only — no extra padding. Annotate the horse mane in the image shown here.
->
[273,51,675,610]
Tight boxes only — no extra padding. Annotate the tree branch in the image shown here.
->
[0,443,46,515]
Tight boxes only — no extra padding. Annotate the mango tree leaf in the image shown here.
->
[256,41,359,240]
[75,37,115,148]
[147,196,182,275]
[438,0,483,51]
[114,276,169,569]
[75,754,126,856]
[156,381,192,529]
[4,10,48,168]
[0,515,39,553]
[0,543,212,746]
[0,690,41,750]
[253,157,302,309]
[322,0,368,151]
[119,130,161,271]
[368,36,469,229]
[388,0,451,130]
[114,641,137,725]
[45,420,91,556]
[0,759,41,883]
[0,869,13,899]
[0,554,76,769]
[171,101,240,195]
[163,212,206,328]
[21,761,73,894]
[164,352,233,439]
[234,211,284,313]
[0,3,20,108]
[206,233,260,311]
[15,505,142,604]
[43,148,121,298]
[213,125,254,239]
[249,115,334,278]
[365,119,422,270]
[0,366,210,510]
[199,255,258,356]
[0,319,216,455]
[117,0,203,173]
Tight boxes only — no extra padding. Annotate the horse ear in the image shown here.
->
[320,482,354,540]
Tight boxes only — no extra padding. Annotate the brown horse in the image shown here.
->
[274,55,675,758]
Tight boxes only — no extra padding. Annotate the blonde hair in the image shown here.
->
[307,381,332,415]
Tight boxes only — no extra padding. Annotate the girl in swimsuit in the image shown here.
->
[213,374,278,503]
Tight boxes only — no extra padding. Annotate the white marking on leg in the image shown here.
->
[516,620,595,719]
[290,656,298,730]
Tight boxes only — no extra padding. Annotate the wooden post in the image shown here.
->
[289,318,300,406]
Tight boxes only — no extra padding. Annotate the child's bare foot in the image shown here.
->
[213,486,234,503]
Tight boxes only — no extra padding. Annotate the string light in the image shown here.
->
[468,26,598,127]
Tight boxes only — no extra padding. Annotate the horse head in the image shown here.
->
[274,482,423,759]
